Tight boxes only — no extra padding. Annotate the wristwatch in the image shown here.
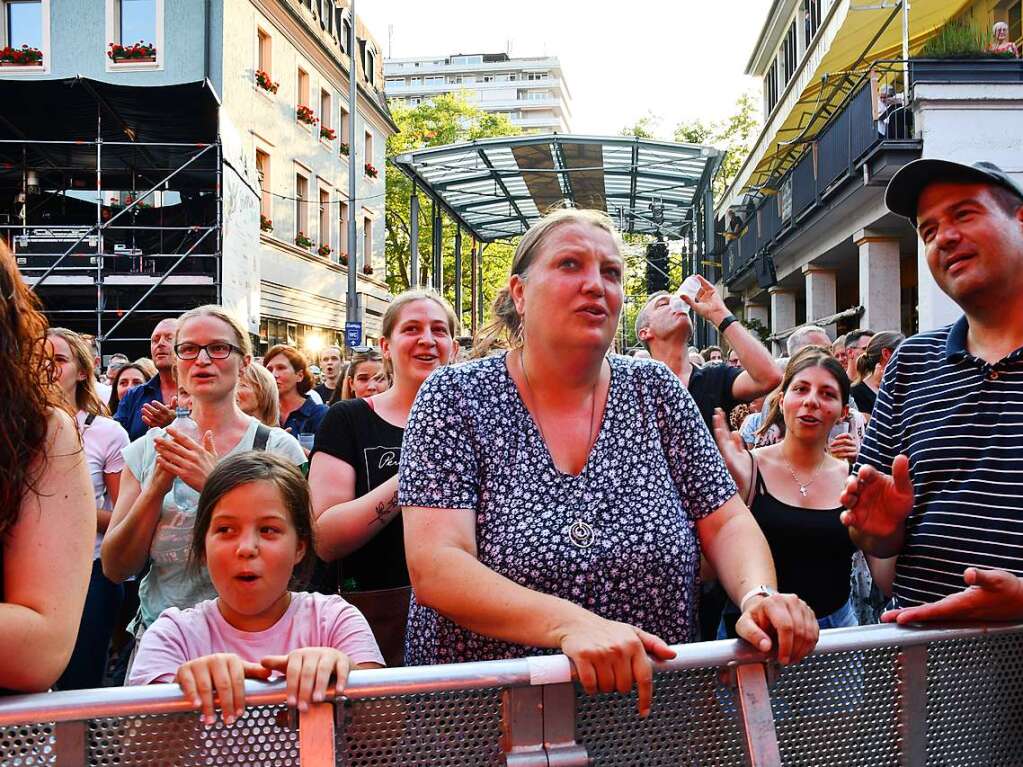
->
[739,585,778,613]
[717,314,739,334]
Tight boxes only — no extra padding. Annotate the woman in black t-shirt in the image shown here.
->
[851,331,904,420]
[309,289,459,665]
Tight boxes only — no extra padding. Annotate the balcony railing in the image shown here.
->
[1,622,1021,766]
[723,62,918,285]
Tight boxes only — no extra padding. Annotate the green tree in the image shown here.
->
[619,113,663,139]
[674,91,761,201]
[384,93,521,329]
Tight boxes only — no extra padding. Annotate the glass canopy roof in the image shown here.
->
[390,134,722,243]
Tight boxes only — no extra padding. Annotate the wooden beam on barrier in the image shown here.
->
[299,701,336,767]
[734,663,783,767]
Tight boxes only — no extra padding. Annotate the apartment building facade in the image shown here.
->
[0,0,396,355]
[715,0,1023,352]
[384,52,572,134]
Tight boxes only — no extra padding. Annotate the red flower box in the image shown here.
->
[0,45,43,66]
[295,231,313,248]
[296,105,318,126]
[255,69,279,94]
[362,264,374,275]
[108,41,157,62]
[260,215,273,232]
[317,243,332,258]
[339,253,349,266]
[364,163,378,178]
[320,126,336,141]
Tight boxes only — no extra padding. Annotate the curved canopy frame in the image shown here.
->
[391,133,723,243]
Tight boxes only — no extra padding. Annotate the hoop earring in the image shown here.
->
[516,316,526,347]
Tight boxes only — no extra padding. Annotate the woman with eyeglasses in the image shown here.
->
[101,306,306,649]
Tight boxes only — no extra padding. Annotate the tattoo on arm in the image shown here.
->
[369,492,399,527]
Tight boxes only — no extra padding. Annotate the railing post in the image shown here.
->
[733,663,782,767]
[896,644,928,766]
[501,683,588,767]
[299,701,336,767]
[54,720,86,767]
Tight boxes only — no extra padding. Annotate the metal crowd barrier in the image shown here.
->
[1,622,1021,766]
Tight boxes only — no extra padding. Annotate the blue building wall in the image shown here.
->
[10,0,222,90]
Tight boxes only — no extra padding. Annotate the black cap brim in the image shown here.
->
[885,159,1023,222]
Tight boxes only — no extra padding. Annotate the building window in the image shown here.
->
[804,0,822,47]
[363,216,372,269]
[365,47,376,85]
[782,21,798,83]
[339,13,351,53]
[295,172,309,243]
[4,0,42,49]
[338,200,348,259]
[338,102,349,142]
[319,188,330,255]
[106,0,161,67]
[297,67,310,107]
[257,27,271,76]
[256,149,271,220]
[425,76,444,85]
[765,59,779,114]
[320,88,331,131]
[526,72,547,81]
[364,130,373,165]
[118,0,155,45]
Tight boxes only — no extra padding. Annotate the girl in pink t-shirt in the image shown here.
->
[129,452,384,726]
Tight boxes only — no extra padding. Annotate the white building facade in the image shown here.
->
[715,0,1023,352]
[384,53,572,134]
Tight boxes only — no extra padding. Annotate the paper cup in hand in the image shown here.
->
[676,275,702,307]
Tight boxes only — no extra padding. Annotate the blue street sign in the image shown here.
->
[345,322,362,347]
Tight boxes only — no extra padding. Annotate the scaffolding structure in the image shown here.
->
[0,77,221,357]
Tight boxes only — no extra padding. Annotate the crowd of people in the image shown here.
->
[0,158,1021,727]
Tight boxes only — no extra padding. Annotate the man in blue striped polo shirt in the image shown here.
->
[840,159,1023,623]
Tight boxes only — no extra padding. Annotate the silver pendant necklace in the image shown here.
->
[519,349,601,550]
[782,451,827,497]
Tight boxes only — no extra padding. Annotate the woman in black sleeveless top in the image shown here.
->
[713,346,859,635]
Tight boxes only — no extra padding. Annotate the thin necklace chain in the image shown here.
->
[519,349,601,459]
[781,448,828,496]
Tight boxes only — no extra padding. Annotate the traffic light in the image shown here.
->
[646,241,669,294]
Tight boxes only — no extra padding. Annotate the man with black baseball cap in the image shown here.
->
[841,158,1023,624]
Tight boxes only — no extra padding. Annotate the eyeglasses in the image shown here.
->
[174,342,244,360]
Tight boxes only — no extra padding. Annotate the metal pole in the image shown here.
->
[453,227,463,324]
[477,243,486,328]
[95,105,103,348]
[409,186,419,288]
[431,200,441,292]
[470,238,478,336]
[345,0,359,327]
[215,140,223,307]
[901,0,910,87]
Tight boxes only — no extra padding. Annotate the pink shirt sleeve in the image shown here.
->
[322,596,386,667]
[127,608,192,685]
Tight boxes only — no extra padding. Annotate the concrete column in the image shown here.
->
[802,265,837,338]
[916,238,961,331]
[769,288,796,356]
[744,301,769,328]
[854,229,902,332]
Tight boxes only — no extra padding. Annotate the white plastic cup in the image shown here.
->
[674,274,703,309]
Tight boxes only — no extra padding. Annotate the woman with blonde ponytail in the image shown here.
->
[309,289,458,666]
[399,209,818,716]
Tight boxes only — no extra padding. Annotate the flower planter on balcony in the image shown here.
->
[108,42,157,63]
[364,163,379,179]
[339,253,349,266]
[909,58,1023,85]
[362,264,374,276]
[320,126,336,141]
[339,143,350,157]
[317,244,332,258]
[0,46,43,66]
[260,215,273,233]
[295,232,313,249]
[296,105,318,126]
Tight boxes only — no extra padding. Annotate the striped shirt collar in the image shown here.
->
[944,314,1023,366]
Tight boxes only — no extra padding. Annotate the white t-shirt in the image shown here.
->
[95,380,113,403]
[77,411,130,559]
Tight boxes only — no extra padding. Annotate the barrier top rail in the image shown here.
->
[1,620,1019,727]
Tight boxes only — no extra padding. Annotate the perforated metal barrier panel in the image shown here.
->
[1,626,1022,767]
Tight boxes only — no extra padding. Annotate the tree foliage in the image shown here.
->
[384,94,521,331]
